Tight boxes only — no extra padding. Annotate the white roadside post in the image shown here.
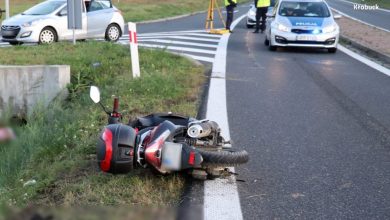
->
[128,22,140,78]
[5,0,9,19]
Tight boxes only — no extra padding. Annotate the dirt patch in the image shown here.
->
[336,15,390,56]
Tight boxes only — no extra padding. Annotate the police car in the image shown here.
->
[264,0,341,53]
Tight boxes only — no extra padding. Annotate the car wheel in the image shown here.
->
[264,37,269,46]
[105,24,121,42]
[328,47,337,53]
[246,24,254,29]
[9,42,23,46]
[39,27,57,44]
[268,33,277,51]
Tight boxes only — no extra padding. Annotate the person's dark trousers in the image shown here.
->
[254,7,268,33]
[226,5,235,31]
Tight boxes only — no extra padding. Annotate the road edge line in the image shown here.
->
[338,44,390,76]
[331,7,390,33]
[204,14,247,220]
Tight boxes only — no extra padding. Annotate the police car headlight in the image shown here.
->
[276,23,289,32]
[323,24,337,33]
[249,10,256,17]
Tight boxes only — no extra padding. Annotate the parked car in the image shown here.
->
[246,0,276,28]
[1,0,124,45]
[264,0,341,53]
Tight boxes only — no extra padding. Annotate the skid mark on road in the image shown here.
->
[296,58,390,148]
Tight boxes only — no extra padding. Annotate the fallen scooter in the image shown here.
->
[90,86,249,179]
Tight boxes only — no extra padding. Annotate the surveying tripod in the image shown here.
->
[205,0,230,34]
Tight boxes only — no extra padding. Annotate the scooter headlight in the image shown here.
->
[249,10,256,17]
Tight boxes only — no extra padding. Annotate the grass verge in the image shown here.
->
[0,42,204,217]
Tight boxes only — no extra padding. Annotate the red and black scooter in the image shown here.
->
[90,86,248,179]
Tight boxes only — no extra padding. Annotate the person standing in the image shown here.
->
[253,0,270,33]
[225,0,237,33]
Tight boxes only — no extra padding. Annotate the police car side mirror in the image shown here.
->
[333,14,342,20]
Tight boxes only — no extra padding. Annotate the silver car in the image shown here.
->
[1,0,125,45]
[246,1,275,28]
[265,0,340,53]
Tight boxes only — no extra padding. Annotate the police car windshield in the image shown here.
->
[279,1,330,17]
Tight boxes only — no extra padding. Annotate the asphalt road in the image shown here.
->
[326,0,390,31]
[140,3,390,219]
[228,18,390,220]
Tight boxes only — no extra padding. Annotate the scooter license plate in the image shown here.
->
[297,35,317,41]
[161,142,183,171]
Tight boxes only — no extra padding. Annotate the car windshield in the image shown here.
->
[23,1,64,15]
[279,1,330,17]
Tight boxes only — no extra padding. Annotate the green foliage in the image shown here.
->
[0,42,204,210]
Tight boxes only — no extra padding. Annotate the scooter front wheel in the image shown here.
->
[197,148,249,168]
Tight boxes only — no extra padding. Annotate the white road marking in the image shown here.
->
[137,35,221,43]
[139,43,216,55]
[331,8,390,33]
[119,30,220,64]
[338,45,390,76]
[137,39,218,48]
[135,32,222,38]
[204,14,247,220]
[182,54,214,63]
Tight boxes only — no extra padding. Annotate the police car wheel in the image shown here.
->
[328,47,337,53]
[264,38,269,46]
[268,41,277,51]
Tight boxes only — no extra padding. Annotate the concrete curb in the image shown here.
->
[339,35,390,66]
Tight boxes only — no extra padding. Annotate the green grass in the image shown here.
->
[348,0,390,9]
[0,42,204,216]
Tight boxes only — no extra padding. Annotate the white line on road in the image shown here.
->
[138,43,216,55]
[331,8,390,33]
[338,45,390,76]
[134,32,222,38]
[136,36,221,43]
[182,54,214,63]
[137,39,218,48]
[204,14,247,220]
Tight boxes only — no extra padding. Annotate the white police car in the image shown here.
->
[264,0,341,53]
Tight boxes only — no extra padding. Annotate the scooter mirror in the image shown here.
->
[90,86,101,104]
